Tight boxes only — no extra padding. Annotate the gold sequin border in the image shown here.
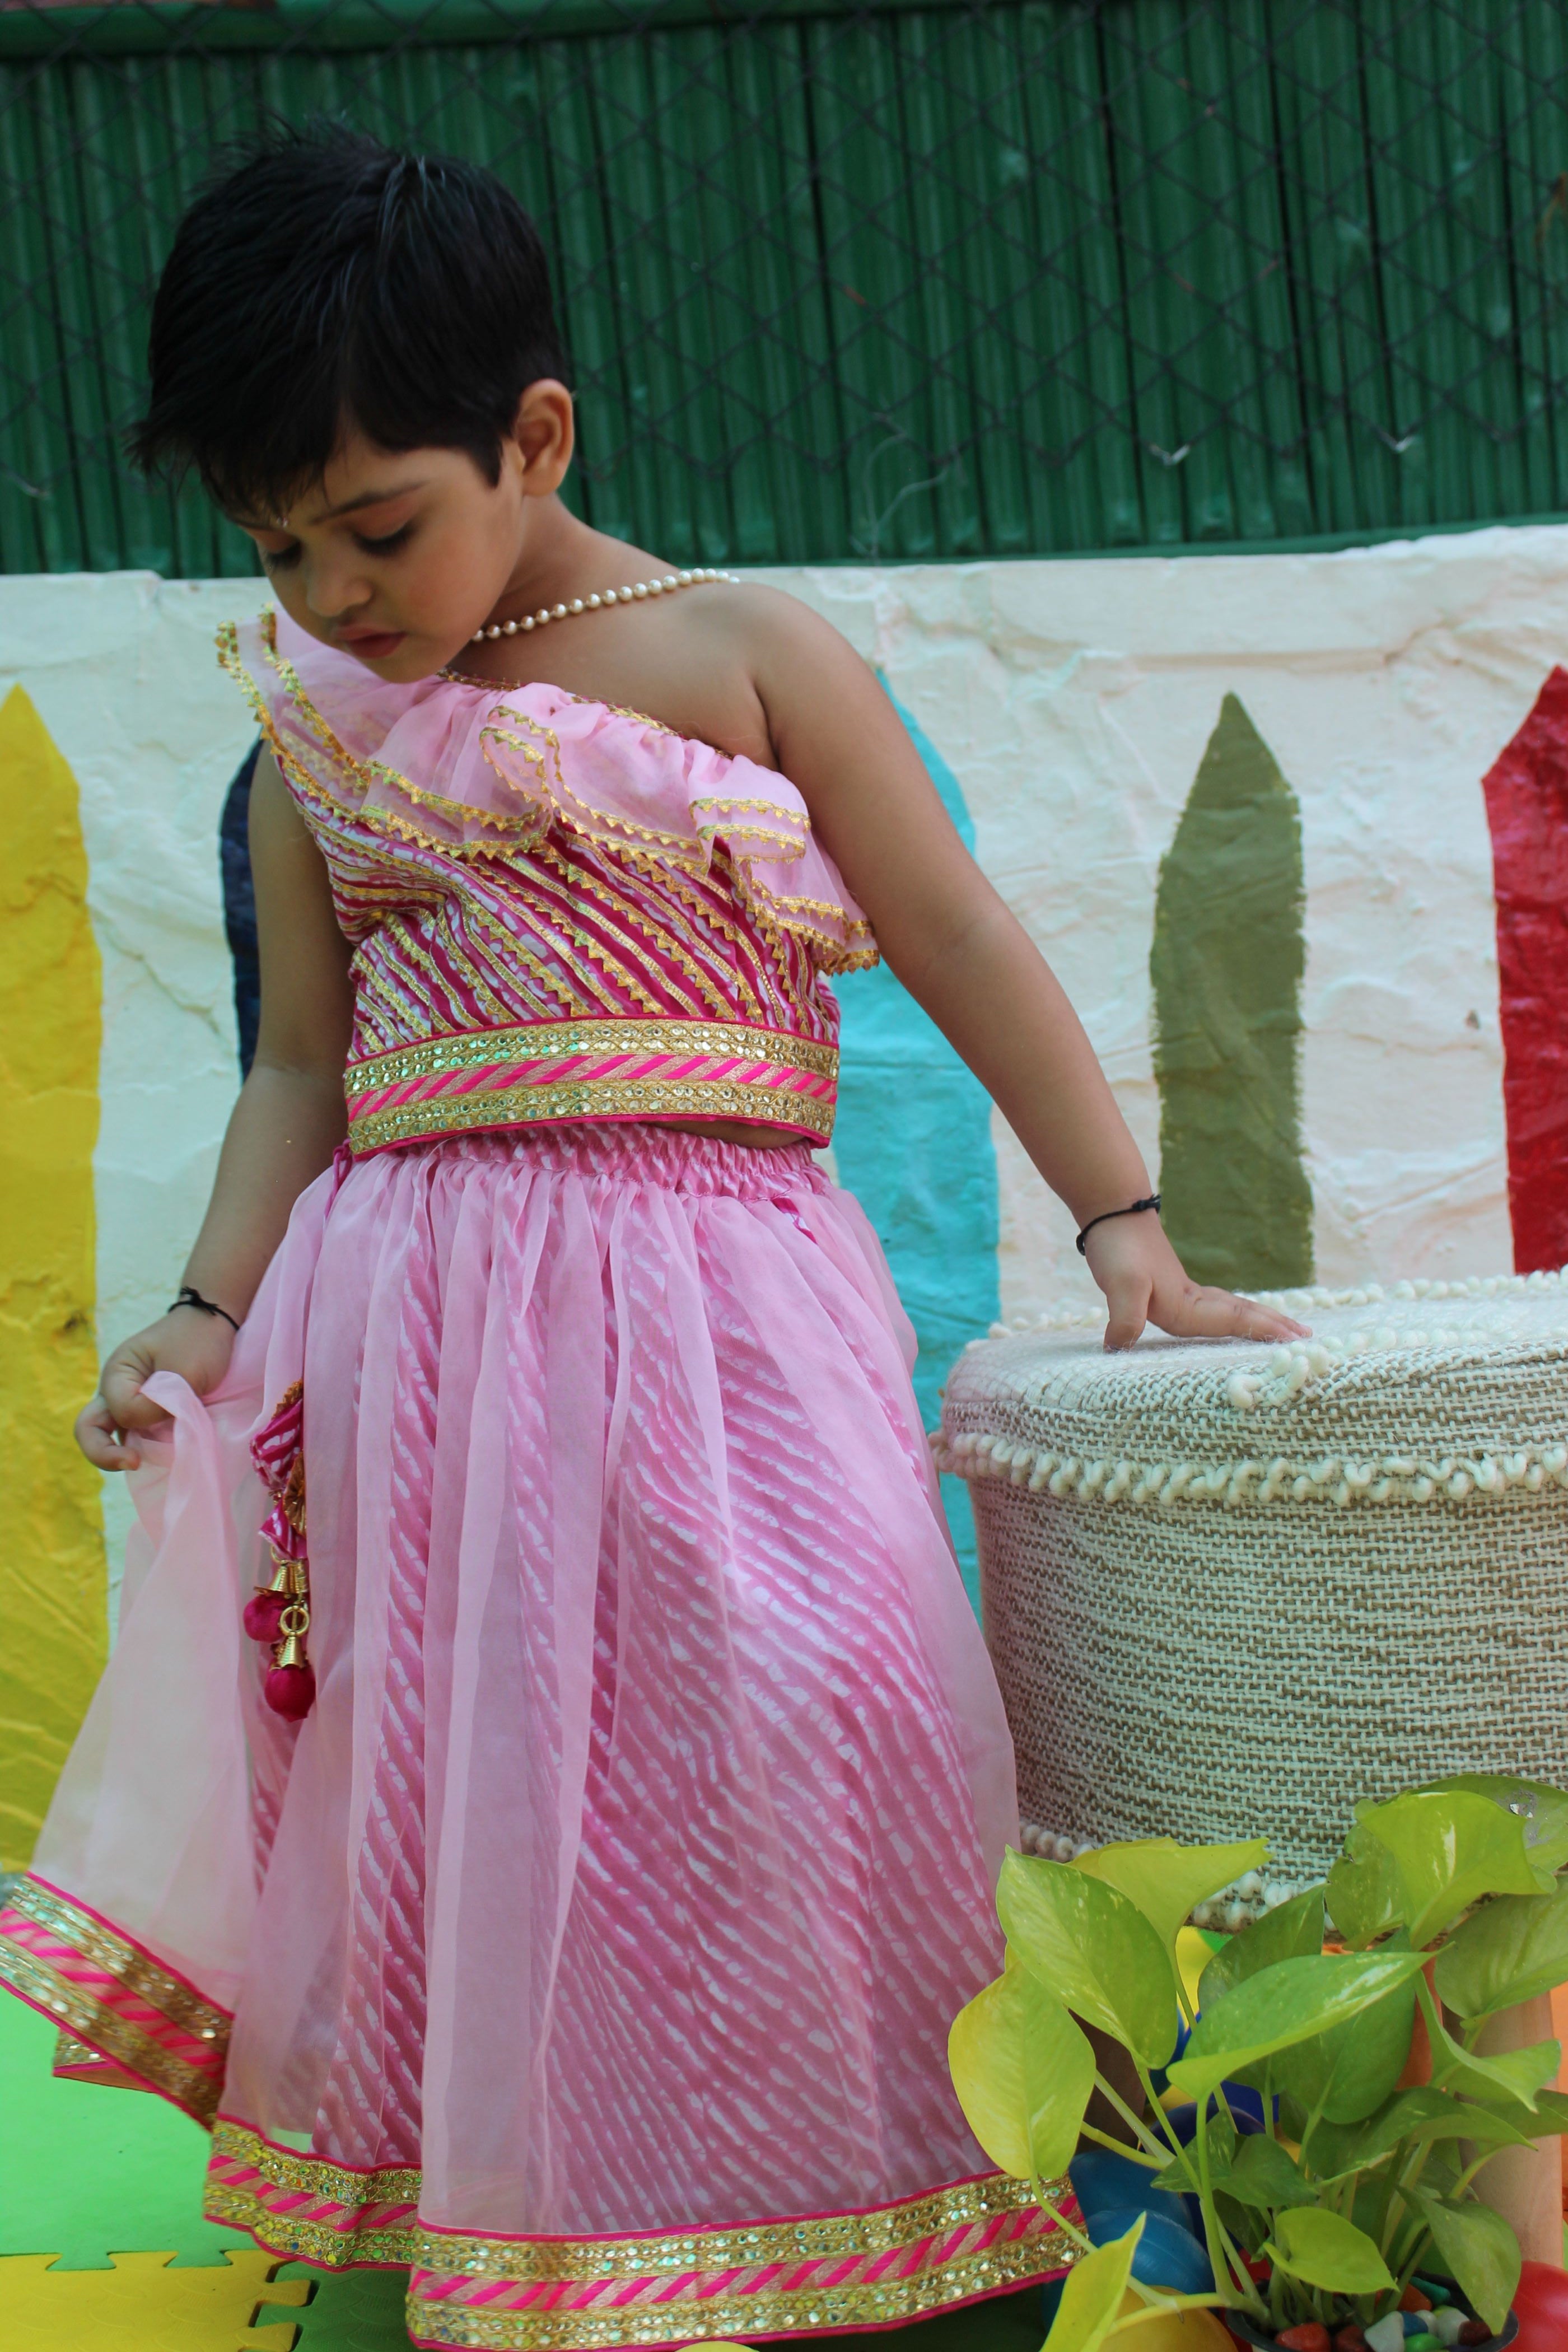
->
[205,2123,1060,2284]
[210,2117,421,2207]
[404,2228,1074,2349]
[0,1914,225,2123]
[4,1878,231,2046]
[344,1018,839,1098]
[346,1074,836,1155]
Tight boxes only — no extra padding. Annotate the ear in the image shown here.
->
[508,380,575,497]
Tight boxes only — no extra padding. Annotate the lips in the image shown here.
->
[335,627,406,660]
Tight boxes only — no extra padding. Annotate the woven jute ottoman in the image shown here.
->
[936,1271,1568,1925]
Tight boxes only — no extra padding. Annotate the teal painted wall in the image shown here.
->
[830,687,1000,1609]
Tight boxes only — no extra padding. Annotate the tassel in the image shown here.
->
[243,1551,294,1646]
[262,1592,315,1721]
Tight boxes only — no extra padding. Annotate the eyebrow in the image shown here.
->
[234,482,430,530]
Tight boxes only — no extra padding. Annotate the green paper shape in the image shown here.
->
[1150,693,1312,1290]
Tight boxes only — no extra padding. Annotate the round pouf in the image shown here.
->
[936,1272,1568,1915]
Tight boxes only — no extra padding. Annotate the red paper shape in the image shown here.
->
[1482,667,1568,1272]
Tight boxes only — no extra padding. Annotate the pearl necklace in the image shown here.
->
[470,565,737,643]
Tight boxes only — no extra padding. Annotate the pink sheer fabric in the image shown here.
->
[32,1128,1018,2254]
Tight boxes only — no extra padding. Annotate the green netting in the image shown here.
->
[3,0,1567,575]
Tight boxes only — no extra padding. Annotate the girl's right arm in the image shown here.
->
[76,749,356,1470]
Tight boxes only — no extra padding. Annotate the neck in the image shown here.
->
[492,498,636,618]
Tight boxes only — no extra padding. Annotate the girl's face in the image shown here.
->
[231,384,573,681]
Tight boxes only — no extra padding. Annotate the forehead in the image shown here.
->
[234,438,465,530]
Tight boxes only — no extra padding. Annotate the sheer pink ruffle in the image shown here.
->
[32,1127,1016,2242]
[231,608,874,969]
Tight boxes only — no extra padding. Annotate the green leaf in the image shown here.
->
[1309,2088,1536,2181]
[1074,1837,1268,1958]
[1355,1791,1547,1947]
[1327,1820,1406,1949]
[1479,2088,1568,2143]
[1418,1774,1568,1876]
[1168,1950,1427,2104]
[1268,2206,1393,2294]
[1434,1883,1568,2020]
[1215,2131,1309,2211]
[1151,2109,1233,2197]
[948,1965,1095,2178]
[1200,1887,1326,2008]
[1274,1954,1417,2125]
[1043,2218,1144,2352]
[1427,2019,1560,2114]
[1413,2194,1522,2335]
[996,1852,1177,2069]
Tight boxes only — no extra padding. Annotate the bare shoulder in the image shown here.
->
[689,580,889,755]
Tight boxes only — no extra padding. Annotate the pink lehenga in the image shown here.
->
[0,608,1068,2348]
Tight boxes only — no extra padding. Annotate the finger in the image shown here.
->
[1162,1286,1310,1343]
[100,1365,175,1431]
[74,1398,141,1473]
[1102,1276,1152,1353]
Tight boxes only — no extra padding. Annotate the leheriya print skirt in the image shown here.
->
[0,1126,1071,2348]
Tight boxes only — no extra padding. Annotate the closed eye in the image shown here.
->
[259,541,302,570]
[354,523,414,554]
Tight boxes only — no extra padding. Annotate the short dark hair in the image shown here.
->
[133,124,570,516]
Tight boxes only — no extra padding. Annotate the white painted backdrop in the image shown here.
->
[4,522,1559,1585]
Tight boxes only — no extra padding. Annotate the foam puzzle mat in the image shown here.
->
[0,1994,1047,2351]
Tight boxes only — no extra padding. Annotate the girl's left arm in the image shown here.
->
[740,591,1306,1349]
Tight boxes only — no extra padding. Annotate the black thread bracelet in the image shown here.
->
[1075,1194,1162,1256]
[170,1284,242,1333]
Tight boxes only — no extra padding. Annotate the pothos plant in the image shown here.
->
[948,1776,1568,2351]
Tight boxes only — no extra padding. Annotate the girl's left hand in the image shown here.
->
[1083,1214,1311,1352]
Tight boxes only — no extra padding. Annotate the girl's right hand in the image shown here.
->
[74,1309,239,1471]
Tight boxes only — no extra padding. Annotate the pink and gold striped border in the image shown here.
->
[342,1018,838,1155]
[206,2117,1073,2348]
[0,1874,230,2125]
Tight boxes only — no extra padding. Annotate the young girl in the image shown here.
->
[0,130,1300,2351]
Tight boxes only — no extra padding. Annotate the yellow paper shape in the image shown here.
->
[0,686,106,1868]
[0,2248,309,2351]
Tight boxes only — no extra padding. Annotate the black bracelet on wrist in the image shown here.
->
[170,1284,241,1333]
[1075,1194,1162,1256]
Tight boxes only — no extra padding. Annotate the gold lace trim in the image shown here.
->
[344,1018,838,1098]
[0,1882,228,2124]
[402,2232,1069,2348]
[206,2121,1067,2320]
[346,1072,835,1154]
[5,1878,230,2045]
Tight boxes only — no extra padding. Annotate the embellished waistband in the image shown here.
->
[342,1018,838,1156]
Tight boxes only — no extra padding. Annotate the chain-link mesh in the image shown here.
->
[4,0,1568,575]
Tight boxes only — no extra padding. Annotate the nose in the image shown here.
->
[302,546,372,623]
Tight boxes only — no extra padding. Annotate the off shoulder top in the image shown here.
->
[220,607,877,1157]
